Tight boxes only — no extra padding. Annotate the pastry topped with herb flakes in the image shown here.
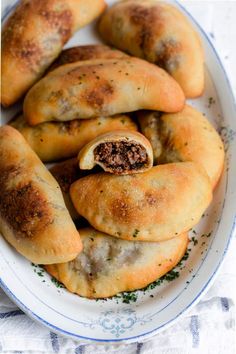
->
[98,0,204,98]
[23,57,185,125]
[70,162,212,242]
[10,114,137,162]
[45,227,188,298]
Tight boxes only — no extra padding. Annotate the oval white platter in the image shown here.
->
[1,0,236,344]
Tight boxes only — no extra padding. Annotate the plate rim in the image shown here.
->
[0,0,236,343]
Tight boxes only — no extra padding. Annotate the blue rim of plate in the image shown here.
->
[1,0,236,343]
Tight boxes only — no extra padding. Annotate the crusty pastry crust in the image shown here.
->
[1,0,106,106]
[70,162,212,242]
[78,130,153,174]
[50,158,86,220]
[138,105,225,189]
[10,114,137,162]
[98,0,204,98]
[0,126,82,264]
[23,57,185,125]
[45,228,188,298]
[49,44,128,72]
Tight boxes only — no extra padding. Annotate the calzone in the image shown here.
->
[70,162,212,242]
[45,228,188,298]
[23,57,185,125]
[1,0,106,106]
[98,0,204,98]
[138,105,224,189]
[10,114,137,162]
[0,126,82,264]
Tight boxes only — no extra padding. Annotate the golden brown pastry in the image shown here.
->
[45,228,188,298]
[70,162,212,242]
[10,114,137,162]
[1,0,106,106]
[138,105,224,189]
[98,0,204,98]
[78,130,153,175]
[0,126,82,264]
[49,158,86,220]
[23,57,185,125]
[49,44,128,71]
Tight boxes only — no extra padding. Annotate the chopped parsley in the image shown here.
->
[51,277,65,289]
[31,263,45,277]
[116,292,138,304]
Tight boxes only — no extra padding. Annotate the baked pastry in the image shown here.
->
[78,130,153,175]
[138,105,224,189]
[98,0,204,97]
[70,162,212,242]
[49,158,86,220]
[49,44,128,71]
[45,228,188,298]
[1,0,106,106]
[23,57,185,125]
[10,114,137,162]
[0,126,82,264]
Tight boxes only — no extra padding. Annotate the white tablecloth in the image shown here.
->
[0,1,235,353]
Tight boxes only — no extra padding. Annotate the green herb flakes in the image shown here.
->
[51,277,65,289]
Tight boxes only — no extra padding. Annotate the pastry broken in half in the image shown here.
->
[78,130,153,175]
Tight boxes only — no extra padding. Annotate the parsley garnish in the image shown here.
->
[51,277,65,289]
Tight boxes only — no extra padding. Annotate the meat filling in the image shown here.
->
[94,141,148,172]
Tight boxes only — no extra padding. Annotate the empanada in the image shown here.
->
[10,114,137,162]
[98,0,204,97]
[45,228,188,298]
[70,162,212,242]
[0,126,82,264]
[49,44,128,71]
[78,130,153,175]
[1,0,106,106]
[23,57,185,125]
[49,158,86,220]
[138,105,224,188]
